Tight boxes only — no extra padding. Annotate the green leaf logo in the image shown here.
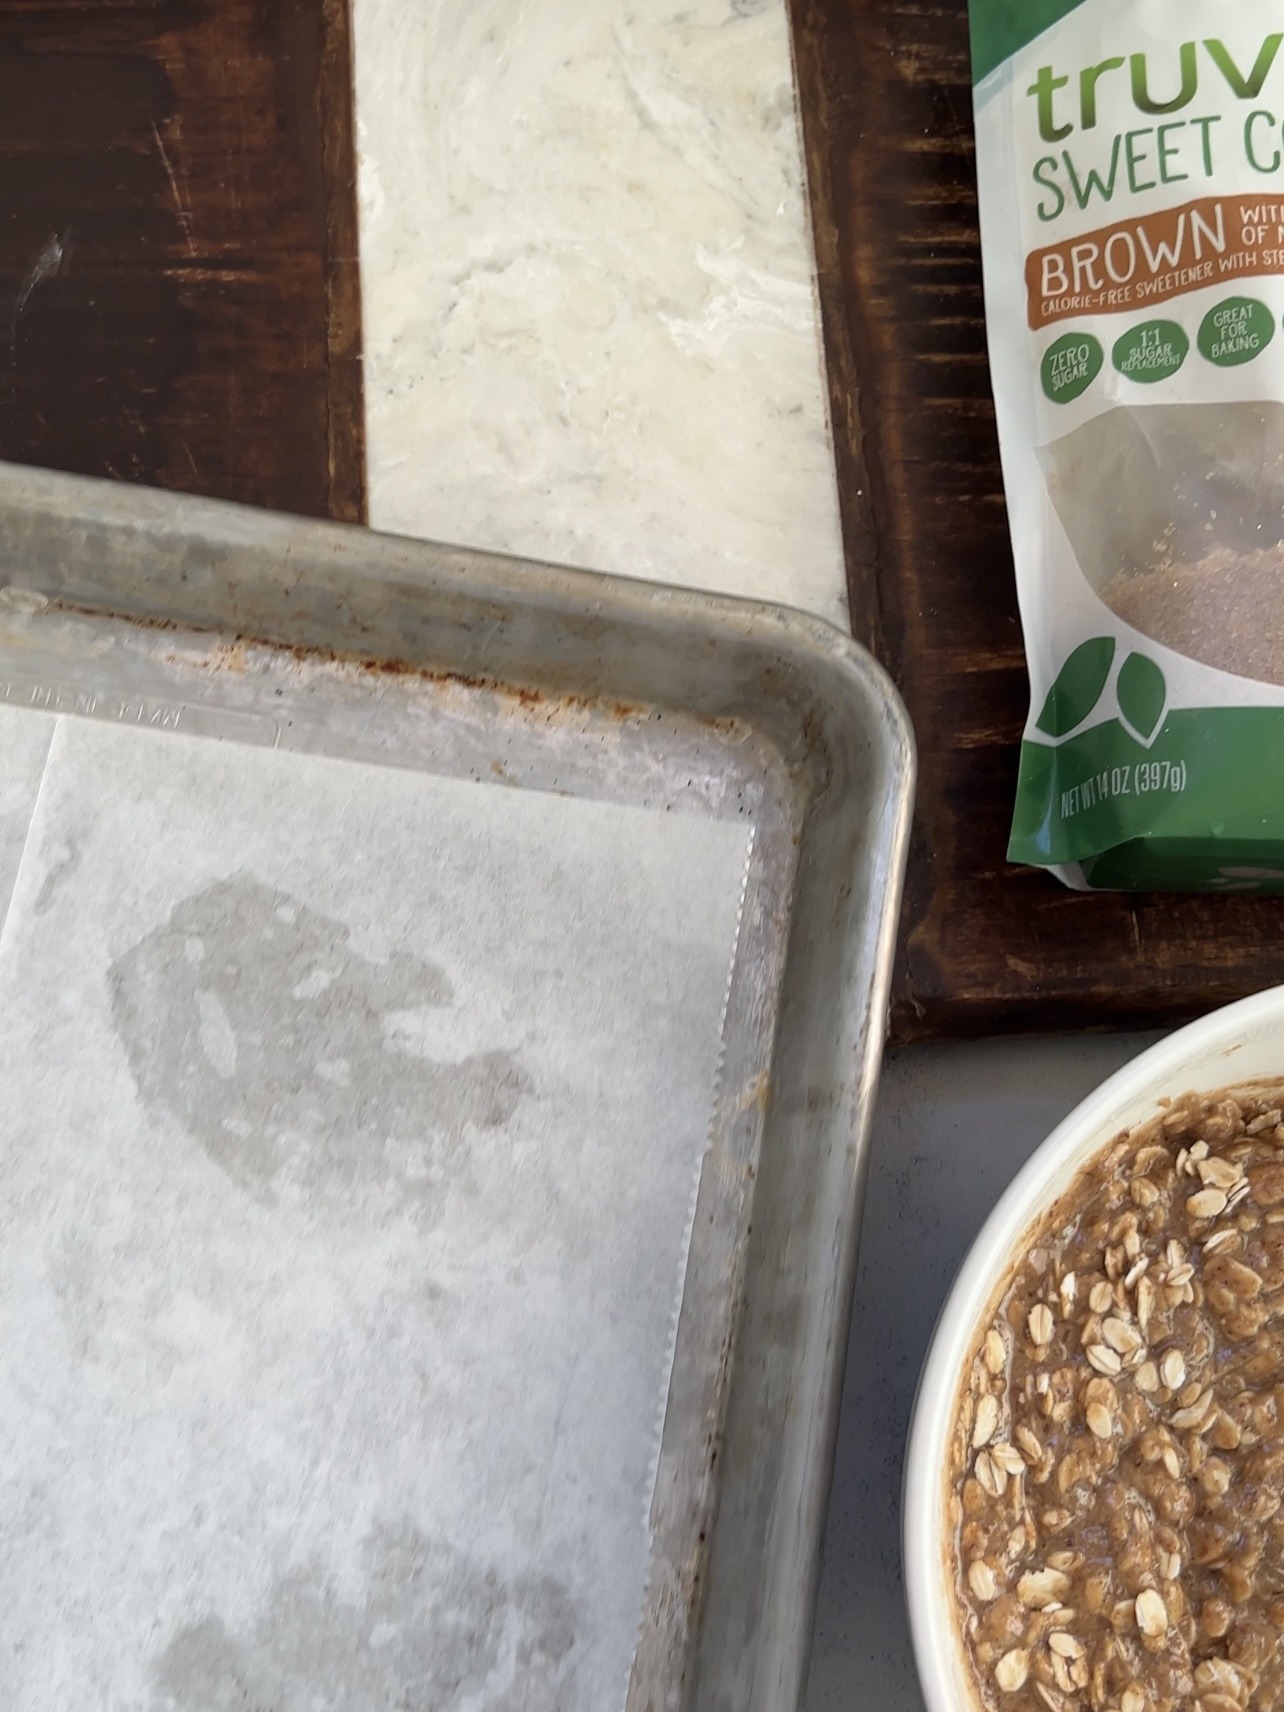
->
[1036,636,1115,738]
[1117,651,1167,741]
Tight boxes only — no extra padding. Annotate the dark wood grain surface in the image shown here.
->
[790,0,1283,1042]
[0,0,363,521]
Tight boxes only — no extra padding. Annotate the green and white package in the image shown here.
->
[972,0,1284,891]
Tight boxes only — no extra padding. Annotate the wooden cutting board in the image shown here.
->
[0,0,362,522]
[789,0,1284,1043]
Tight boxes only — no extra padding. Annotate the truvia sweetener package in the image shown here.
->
[972,1,1284,891]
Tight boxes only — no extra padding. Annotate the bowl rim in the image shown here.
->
[902,984,1284,1712]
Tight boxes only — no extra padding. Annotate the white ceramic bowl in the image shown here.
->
[903,986,1284,1712]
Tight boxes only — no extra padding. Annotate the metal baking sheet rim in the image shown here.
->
[0,461,915,1712]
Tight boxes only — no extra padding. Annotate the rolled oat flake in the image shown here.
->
[971,0,1284,891]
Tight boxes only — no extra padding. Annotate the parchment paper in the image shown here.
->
[0,703,53,926]
[0,714,751,1712]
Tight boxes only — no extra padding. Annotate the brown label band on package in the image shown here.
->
[1025,195,1284,330]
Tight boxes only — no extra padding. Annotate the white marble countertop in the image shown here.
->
[353,0,848,630]
[348,7,1157,1707]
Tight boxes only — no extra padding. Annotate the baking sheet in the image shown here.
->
[0,714,751,1711]
[0,459,915,1711]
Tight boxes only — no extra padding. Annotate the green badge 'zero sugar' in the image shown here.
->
[1041,332,1103,401]
[971,0,1284,893]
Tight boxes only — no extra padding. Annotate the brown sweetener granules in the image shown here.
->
[1102,546,1284,690]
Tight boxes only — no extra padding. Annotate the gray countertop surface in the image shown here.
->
[806,1032,1164,1709]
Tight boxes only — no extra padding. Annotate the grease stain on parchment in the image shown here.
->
[150,1518,578,1712]
[109,876,528,1205]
